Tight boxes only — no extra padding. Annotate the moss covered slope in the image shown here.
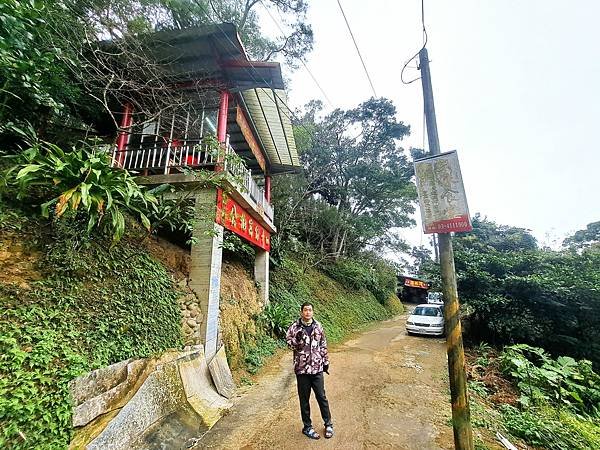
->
[0,210,183,449]
[270,256,403,343]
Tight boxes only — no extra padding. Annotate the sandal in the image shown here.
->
[324,425,334,439]
[302,427,321,440]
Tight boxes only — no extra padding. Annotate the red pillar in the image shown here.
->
[217,91,229,143]
[264,175,272,203]
[115,103,133,167]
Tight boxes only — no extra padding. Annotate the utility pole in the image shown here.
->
[419,47,474,450]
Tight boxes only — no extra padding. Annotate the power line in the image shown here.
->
[335,0,377,97]
[260,1,334,108]
[400,0,428,85]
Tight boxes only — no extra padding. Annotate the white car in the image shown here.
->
[406,304,445,337]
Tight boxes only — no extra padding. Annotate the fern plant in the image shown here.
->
[4,139,159,243]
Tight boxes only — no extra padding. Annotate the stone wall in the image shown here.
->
[179,280,203,346]
[70,346,235,449]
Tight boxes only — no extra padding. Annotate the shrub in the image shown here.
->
[270,255,394,344]
[242,334,282,374]
[4,139,160,243]
[260,296,298,339]
[322,256,398,304]
[500,344,600,416]
[500,404,599,450]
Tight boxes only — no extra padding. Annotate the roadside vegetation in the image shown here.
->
[0,204,183,449]
[415,215,600,449]
[468,344,600,450]
[234,97,415,375]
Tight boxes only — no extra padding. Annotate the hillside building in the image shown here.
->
[109,24,300,359]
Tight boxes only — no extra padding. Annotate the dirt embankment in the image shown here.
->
[142,236,264,375]
[0,232,42,289]
[219,262,264,374]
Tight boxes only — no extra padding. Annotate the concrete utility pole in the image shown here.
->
[419,47,474,450]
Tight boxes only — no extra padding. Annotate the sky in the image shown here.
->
[262,0,600,250]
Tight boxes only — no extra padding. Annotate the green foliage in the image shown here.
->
[2,138,237,245]
[564,220,600,252]
[260,300,298,339]
[322,255,398,304]
[500,404,600,450]
[4,139,161,243]
[269,255,400,343]
[500,344,600,416]
[221,230,255,268]
[0,209,182,449]
[242,334,282,374]
[467,342,600,450]
[421,215,600,366]
[0,0,314,148]
[469,380,490,398]
[273,98,416,260]
[0,0,81,132]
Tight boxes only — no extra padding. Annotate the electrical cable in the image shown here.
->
[400,0,428,85]
[260,1,335,108]
[335,0,377,97]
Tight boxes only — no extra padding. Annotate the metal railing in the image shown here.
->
[223,139,274,222]
[111,140,217,173]
[111,136,274,222]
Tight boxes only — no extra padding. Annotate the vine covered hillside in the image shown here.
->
[0,206,183,449]
[268,256,404,344]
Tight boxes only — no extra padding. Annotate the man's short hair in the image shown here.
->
[300,302,314,311]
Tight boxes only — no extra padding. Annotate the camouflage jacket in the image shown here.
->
[285,319,329,375]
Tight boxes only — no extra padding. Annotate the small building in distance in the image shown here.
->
[398,275,431,304]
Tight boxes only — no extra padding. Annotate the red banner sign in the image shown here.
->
[404,279,429,289]
[216,190,271,251]
[423,214,472,234]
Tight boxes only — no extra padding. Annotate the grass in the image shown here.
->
[270,256,402,344]
[236,254,404,376]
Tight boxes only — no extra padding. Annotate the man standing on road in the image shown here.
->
[285,302,334,440]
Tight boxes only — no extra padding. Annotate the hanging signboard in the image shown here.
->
[414,150,473,234]
[404,278,429,289]
[216,190,271,251]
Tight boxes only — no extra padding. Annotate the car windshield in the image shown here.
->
[413,307,441,317]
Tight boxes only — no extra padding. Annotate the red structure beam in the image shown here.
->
[265,175,271,203]
[217,91,229,143]
[115,103,133,166]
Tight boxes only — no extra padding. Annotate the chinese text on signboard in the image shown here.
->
[414,150,472,234]
[404,279,429,289]
[216,190,271,251]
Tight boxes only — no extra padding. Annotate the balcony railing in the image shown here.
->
[223,143,274,221]
[111,137,273,221]
[111,139,217,173]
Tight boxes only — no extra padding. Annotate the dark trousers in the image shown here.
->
[296,372,332,429]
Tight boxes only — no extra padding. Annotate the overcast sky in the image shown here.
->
[263,0,600,249]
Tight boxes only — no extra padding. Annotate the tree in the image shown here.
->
[273,98,417,260]
[563,221,600,252]
[0,1,84,141]
[0,0,314,147]
[69,0,313,65]
[420,216,600,367]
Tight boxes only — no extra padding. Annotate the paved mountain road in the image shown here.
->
[195,311,456,450]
